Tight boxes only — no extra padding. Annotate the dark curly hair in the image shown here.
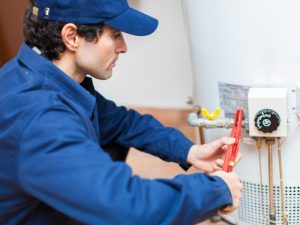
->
[23,4,104,60]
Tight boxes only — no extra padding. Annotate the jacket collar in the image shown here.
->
[17,43,96,118]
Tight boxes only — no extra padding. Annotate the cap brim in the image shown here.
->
[104,8,158,36]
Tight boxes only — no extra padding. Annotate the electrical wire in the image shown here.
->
[242,137,256,145]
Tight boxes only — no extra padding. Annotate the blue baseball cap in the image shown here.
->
[32,0,158,36]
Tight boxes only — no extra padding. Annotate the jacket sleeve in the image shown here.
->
[96,92,194,168]
[18,104,232,225]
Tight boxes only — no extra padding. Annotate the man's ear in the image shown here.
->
[61,23,79,51]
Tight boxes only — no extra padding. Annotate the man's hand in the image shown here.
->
[212,170,243,215]
[187,137,241,173]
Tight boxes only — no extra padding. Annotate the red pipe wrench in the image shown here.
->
[222,109,244,172]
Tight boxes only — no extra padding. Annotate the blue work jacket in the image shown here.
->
[0,43,232,225]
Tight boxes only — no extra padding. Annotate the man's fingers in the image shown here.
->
[219,208,234,215]
[211,137,236,151]
[216,159,224,167]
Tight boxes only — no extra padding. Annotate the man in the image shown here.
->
[0,0,243,224]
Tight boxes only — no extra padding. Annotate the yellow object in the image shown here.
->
[200,107,221,120]
[228,161,235,167]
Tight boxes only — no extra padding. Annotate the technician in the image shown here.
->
[0,0,243,224]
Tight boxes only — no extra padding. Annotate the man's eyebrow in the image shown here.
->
[110,28,121,33]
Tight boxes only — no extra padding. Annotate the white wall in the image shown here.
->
[93,0,193,109]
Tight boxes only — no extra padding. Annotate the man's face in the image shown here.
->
[75,25,127,80]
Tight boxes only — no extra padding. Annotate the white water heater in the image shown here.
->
[184,1,300,224]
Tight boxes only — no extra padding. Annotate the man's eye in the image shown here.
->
[113,32,121,39]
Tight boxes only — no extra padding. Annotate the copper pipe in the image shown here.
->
[266,138,276,225]
[198,126,205,145]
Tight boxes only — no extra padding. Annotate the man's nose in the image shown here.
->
[117,34,128,53]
